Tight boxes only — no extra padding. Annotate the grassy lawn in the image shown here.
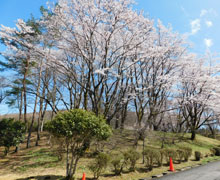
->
[0,130,220,180]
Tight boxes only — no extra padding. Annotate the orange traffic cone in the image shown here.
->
[169,157,175,172]
[82,172,86,180]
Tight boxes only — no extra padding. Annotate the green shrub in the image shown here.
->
[123,149,140,172]
[143,148,154,170]
[159,149,165,166]
[195,151,201,161]
[176,147,192,163]
[144,148,162,170]
[163,148,177,165]
[182,147,192,161]
[176,149,185,163]
[88,153,110,179]
[210,148,216,156]
[0,118,25,155]
[154,150,163,167]
[47,109,112,180]
[212,147,220,156]
[111,154,128,175]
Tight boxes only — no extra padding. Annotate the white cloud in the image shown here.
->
[200,9,208,17]
[204,38,213,48]
[190,19,201,34]
[205,21,213,27]
[200,8,218,17]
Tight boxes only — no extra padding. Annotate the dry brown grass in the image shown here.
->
[0,130,220,180]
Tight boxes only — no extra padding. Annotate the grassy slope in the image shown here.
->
[0,130,220,180]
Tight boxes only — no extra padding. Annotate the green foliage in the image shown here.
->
[160,147,191,165]
[143,146,192,167]
[47,109,112,141]
[123,149,140,172]
[212,147,220,156]
[144,148,162,170]
[26,15,42,36]
[159,149,165,166]
[210,148,216,156]
[176,149,185,163]
[110,150,140,175]
[88,153,110,179]
[181,147,192,161]
[176,147,192,163]
[162,148,177,165]
[143,148,154,170]
[47,109,112,179]
[111,154,128,175]
[5,78,33,108]
[0,118,25,155]
[195,151,202,161]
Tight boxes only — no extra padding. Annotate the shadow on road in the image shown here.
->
[16,175,63,180]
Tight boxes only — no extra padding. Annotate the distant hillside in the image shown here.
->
[0,110,139,129]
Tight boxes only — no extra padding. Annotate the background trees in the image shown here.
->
[0,0,219,143]
[176,56,220,140]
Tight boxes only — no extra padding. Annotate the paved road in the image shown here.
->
[156,161,220,180]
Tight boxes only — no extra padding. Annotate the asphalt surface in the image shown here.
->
[156,161,220,180]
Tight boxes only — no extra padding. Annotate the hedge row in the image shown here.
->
[143,146,192,170]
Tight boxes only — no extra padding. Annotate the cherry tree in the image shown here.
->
[176,55,220,140]
[36,0,154,124]
[1,0,220,140]
[131,20,188,130]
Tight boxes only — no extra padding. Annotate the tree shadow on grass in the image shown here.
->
[102,172,118,178]
[136,167,149,173]
[16,175,64,180]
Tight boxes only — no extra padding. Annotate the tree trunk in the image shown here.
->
[120,117,125,130]
[115,118,119,129]
[142,136,145,164]
[83,89,88,110]
[18,91,23,121]
[4,147,9,156]
[153,125,159,131]
[208,125,216,139]
[23,55,30,130]
[36,65,44,146]
[14,145,19,153]
[70,157,79,180]
[50,71,57,120]
[36,107,42,146]
[191,129,196,140]
[40,101,48,132]
[27,60,42,148]
[120,103,128,130]
[66,143,70,178]
[26,96,38,148]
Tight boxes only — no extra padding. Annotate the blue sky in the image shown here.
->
[0,0,218,55]
[135,0,220,54]
[0,0,219,114]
